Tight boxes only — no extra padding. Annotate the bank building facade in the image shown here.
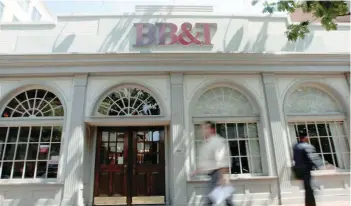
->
[0,5,349,206]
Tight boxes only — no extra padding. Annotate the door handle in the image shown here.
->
[124,165,127,173]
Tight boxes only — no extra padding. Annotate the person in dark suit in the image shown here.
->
[292,133,333,206]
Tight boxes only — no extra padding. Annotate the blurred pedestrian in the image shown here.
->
[192,121,234,206]
[292,133,334,206]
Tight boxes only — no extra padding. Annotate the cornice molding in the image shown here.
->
[0,53,349,68]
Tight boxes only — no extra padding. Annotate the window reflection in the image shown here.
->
[136,130,161,165]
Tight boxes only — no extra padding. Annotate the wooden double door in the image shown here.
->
[94,127,166,205]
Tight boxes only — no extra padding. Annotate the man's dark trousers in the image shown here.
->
[206,170,234,206]
[295,168,316,206]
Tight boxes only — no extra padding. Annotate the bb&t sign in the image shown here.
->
[134,22,217,47]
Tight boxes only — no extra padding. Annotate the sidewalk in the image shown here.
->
[276,201,350,206]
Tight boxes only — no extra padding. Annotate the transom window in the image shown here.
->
[97,87,160,116]
[193,86,262,175]
[285,86,349,170]
[0,89,64,179]
[2,89,64,118]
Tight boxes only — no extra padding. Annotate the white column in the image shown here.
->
[262,73,291,204]
[170,73,187,206]
[62,74,88,206]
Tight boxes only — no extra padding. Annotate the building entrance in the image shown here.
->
[93,127,166,205]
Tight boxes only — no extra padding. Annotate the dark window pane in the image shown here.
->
[216,123,226,138]
[12,162,24,178]
[15,144,27,160]
[317,124,328,136]
[41,127,52,142]
[323,154,334,166]
[30,127,41,142]
[226,123,237,139]
[4,144,15,160]
[36,161,47,178]
[307,124,317,137]
[47,163,58,178]
[8,127,19,142]
[241,157,250,173]
[230,157,241,174]
[296,124,307,137]
[49,143,60,157]
[1,162,12,179]
[239,140,247,156]
[320,137,331,153]
[228,141,239,156]
[309,138,321,153]
[27,144,38,160]
[0,144,3,158]
[24,162,35,178]
[19,127,30,142]
[0,127,8,142]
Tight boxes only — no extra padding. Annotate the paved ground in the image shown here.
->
[275,201,350,206]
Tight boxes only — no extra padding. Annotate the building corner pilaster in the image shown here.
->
[62,74,88,206]
[169,73,187,206]
[261,73,292,204]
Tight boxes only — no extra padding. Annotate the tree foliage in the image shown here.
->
[262,1,349,41]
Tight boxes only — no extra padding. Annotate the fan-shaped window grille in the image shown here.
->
[98,88,160,116]
[1,89,64,118]
[194,87,256,116]
[285,87,341,114]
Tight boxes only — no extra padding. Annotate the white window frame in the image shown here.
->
[0,89,65,184]
[192,116,266,179]
[286,114,350,174]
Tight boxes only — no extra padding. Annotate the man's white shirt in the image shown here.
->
[197,135,231,173]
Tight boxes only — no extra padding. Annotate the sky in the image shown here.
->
[42,0,279,15]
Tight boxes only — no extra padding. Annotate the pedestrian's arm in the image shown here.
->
[305,145,324,169]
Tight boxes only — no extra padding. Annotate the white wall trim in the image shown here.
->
[0,53,348,68]
[0,117,64,126]
[286,114,346,122]
[84,116,170,126]
[192,116,259,123]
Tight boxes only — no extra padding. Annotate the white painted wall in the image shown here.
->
[0,13,349,54]
[0,0,54,22]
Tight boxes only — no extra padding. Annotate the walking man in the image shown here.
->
[192,121,234,206]
[293,133,333,206]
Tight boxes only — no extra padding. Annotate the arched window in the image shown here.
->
[285,86,350,170]
[193,87,262,175]
[97,87,160,116]
[0,89,64,179]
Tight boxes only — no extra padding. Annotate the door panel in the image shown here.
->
[94,127,165,205]
[132,129,165,203]
[94,130,128,205]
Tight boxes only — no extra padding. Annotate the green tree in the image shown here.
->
[259,1,349,41]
